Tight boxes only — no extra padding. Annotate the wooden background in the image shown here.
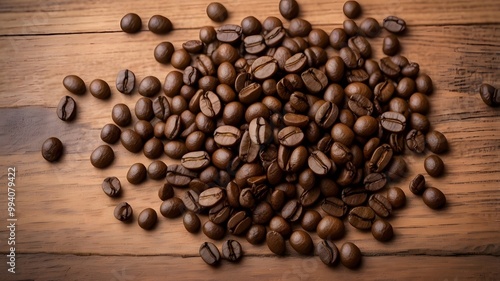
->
[0,0,499,280]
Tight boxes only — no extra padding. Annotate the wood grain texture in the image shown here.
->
[0,0,499,280]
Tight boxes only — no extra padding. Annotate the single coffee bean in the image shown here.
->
[147,160,167,180]
[114,202,133,221]
[281,199,303,222]
[308,150,332,175]
[422,187,446,209]
[479,83,500,107]
[409,92,430,114]
[170,49,191,70]
[102,176,121,197]
[277,126,303,147]
[317,215,345,240]
[158,183,174,201]
[269,215,292,238]
[383,34,400,56]
[348,93,373,116]
[198,187,225,207]
[383,16,406,33]
[369,144,393,173]
[288,18,311,37]
[135,97,154,121]
[226,211,252,235]
[316,240,340,266]
[301,209,322,232]
[251,56,278,80]
[406,129,425,153]
[372,219,394,241]
[368,194,392,218]
[160,197,185,218]
[341,186,367,207]
[63,75,86,95]
[199,26,217,44]
[301,68,328,94]
[182,189,202,213]
[320,197,347,218]
[343,1,361,19]
[181,151,211,171]
[248,117,272,145]
[206,2,228,22]
[138,208,157,230]
[239,188,256,209]
[56,96,77,121]
[409,174,426,195]
[387,186,406,209]
[315,101,339,129]
[380,57,401,78]
[208,201,231,224]
[182,40,203,54]
[222,240,243,262]
[266,231,286,255]
[380,111,406,133]
[199,242,221,266]
[279,0,299,19]
[348,206,375,230]
[199,91,221,118]
[412,113,430,132]
[148,15,172,34]
[126,163,147,184]
[426,130,449,154]
[415,73,433,94]
[164,140,188,159]
[101,123,121,144]
[241,16,262,35]
[120,13,142,33]
[120,129,143,153]
[386,156,407,181]
[264,26,286,47]
[89,79,111,99]
[340,242,362,269]
[360,17,380,37]
[112,103,131,127]
[246,224,266,245]
[217,24,242,44]
[90,145,114,168]
[116,69,135,94]
[183,211,201,233]
[290,230,313,255]
[343,19,359,37]
[252,202,273,225]
[364,173,387,192]
[329,28,348,50]
[154,42,175,64]
[424,154,445,177]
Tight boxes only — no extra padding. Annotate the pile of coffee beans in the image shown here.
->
[42,0,485,269]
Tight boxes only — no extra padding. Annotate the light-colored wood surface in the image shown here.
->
[0,0,499,280]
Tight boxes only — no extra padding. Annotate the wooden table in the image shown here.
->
[0,0,499,280]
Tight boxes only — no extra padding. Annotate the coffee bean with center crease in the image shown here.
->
[316,240,340,266]
[199,242,221,266]
[217,24,242,44]
[183,66,200,86]
[380,111,406,133]
[278,126,304,147]
[116,69,135,94]
[308,150,332,175]
[348,206,375,230]
[199,187,225,207]
[56,96,77,121]
[227,210,252,235]
[479,83,500,107]
[222,239,243,262]
[208,201,231,224]
[281,199,303,222]
[348,93,373,116]
[369,144,393,173]
[266,231,286,255]
[342,187,367,207]
[249,117,272,145]
[114,202,133,221]
[90,145,114,168]
[90,79,111,99]
[214,125,241,147]
[285,53,308,74]
[102,176,121,197]
[383,16,406,33]
[409,174,426,195]
[138,208,157,230]
[101,123,121,144]
[321,196,347,218]
[120,13,142,33]
[363,172,387,191]
[406,129,425,153]
[301,68,328,94]
[315,101,339,129]
[166,164,197,187]
[181,151,211,170]
[199,91,221,117]
[63,75,86,95]
[264,26,286,47]
[239,82,262,104]
[251,56,279,80]
[182,189,202,213]
[368,194,392,218]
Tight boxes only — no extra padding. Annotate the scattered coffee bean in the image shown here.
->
[148,15,172,34]
[183,211,201,233]
[206,2,228,22]
[316,240,340,266]
[127,163,147,184]
[120,13,142,33]
[409,174,427,195]
[426,130,449,154]
[383,16,406,33]
[479,83,500,107]
[266,230,286,255]
[422,187,446,209]
[290,230,313,255]
[154,42,175,64]
[348,206,375,230]
[160,197,185,218]
[90,145,114,168]
[100,123,121,144]
[41,137,63,162]
[112,103,132,127]
[199,242,221,266]
[340,242,362,269]
[138,208,157,230]
[63,75,86,95]
[102,176,121,197]
[372,219,394,241]
[89,79,111,99]
[343,1,361,19]
[424,154,445,177]
[279,0,299,19]
[222,239,243,261]
[317,215,345,240]
[114,202,133,222]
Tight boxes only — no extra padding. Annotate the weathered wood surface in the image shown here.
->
[0,0,499,280]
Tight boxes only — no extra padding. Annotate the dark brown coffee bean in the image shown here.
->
[142,138,162,159]
[147,14,172,34]
[89,79,111,99]
[239,188,255,209]
[380,57,400,78]
[405,129,425,153]
[111,103,131,127]
[340,242,361,269]
[479,83,500,107]
[316,240,340,266]
[387,186,406,209]
[300,210,322,232]
[343,19,359,36]
[372,219,394,241]
[410,113,430,132]
[409,174,427,195]
[308,150,332,175]
[197,187,224,208]
[199,242,221,266]
[181,190,201,213]
[281,199,303,222]
[241,16,262,35]
[383,34,400,56]
[180,150,210,171]
[251,56,278,80]
[239,82,263,104]
[154,42,175,64]
[182,211,201,233]
[415,73,433,94]
[206,2,228,22]
[158,182,174,201]
[264,26,286,47]
[217,24,242,44]
[368,194,392,218]
[126,163,147,184]
[301,68,328,94]
[146,160,166,180]
[246,225,266,245]
[63,75,86,95]
[198,91,221,118]
[360,17,380,37]
[116,69,135,95]
[267,231,286,255]
[277,126,303,147]
[380,111,406,133]
[120,129,142,153]
[90,145,114,168]
[422,187,446,209]
[100,123,121,144]
[160,197,185,218]
[166,164,197,187]
[315,101,339,129]
[101,176,121,197]
[383,16,406,33]
[321,197,347,218]
[341,187,367,207]
[221,240,243,262]
[249,117,272,145]
[288,18,311,37]
[135,97,154,121]
[369,144,393,173]
[348,206,375,230]
[426,130,449,154]
[364,173,387,191]
[289,230,313,255]
[348,93,373,116]
[170,49,191,70]
[317,216,345,240]
[279,0,299,19]
[138,208,157,230]
[114,202,133,222]
[227,210,252,235]
[424,154,445,177]
[120,13,142,33]
[56,95,77,121]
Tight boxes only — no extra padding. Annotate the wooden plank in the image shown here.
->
[0,0,499,35]
[1,254,499,280]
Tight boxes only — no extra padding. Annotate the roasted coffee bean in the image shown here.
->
[222,240,243,262]
[380,111,406,133]
[154,42,175,64]
[408,92,430,114]
[100,123,121,144]
[372,219,394,241]
[138,208,157,230]
[288,18,311,37]
[183,66,200,86]
[411,114,430,132]
[330,142,352,165]
[183,211,201,233]
[265,26,286,47]
[406,129,425,153]
[183,40,203,54]
[198,187,224,208]
[120,13,142,33]
[182,190,202,213]
[267,230,286,255]
[90,145,114,168]
[213,125,241,147]
[269,189,286,211]
[163,140,187,159]
[383,16,406,33]
[120,129,143,153]
[329,28,348,51]
[227,210,252,235]
[337,162,357,186]
[387,186,406,208]
[160,197,185,218]
[386,156,407,181]
[249,117,272,145]
[285,53,308,73]
[348,93,373,116]
[343,19,359,37]
[63,75,86,95]
[166,164,197,187]
[114,202,133,221]
[426,130,449,154]
[241,16,262,35]
[217,24,242,44]
[479,83,500,107]
[301,68,328,94]
[116,69,135,94]
[245,102,270,122]
[239,82,263,104]
[348,206,375,230]
[300,210,322,232]
[316,240,340,266]
[181,151,210,171]
[307,29,329,48]
[409,174,426,195]
[251,56,278,80]
[317,215,345,240]
[199,242,221,266]
[340,242,362,269]
[422,187,446,209]
[343,0,361,18]
[139,76,161,97]
[269,215,292,238]
[380,57,400,78]
[277,126,303,147]
[246,224,266,245]
[369,144,393,173]
[102,176,121,197]
[279,0,299,19]
[424,154,445,177]
[281,199,303,222]
[158,182,174,201]
[90,79,111,99]
[199,26,217,44]
[368,194,392,218]
[206,2,228,22]
[56,96,77,121]
[364,173,387,191]
[147,160,167,180]
[199,91,221,118]
[208,201,230,224]
[148,14,172,34]
[315,101,339,129]
[415,73,433,94]
[308,150,332,175]
[239,187,256,209]
[321,197,347,218]
[112,103,131,127]
[348,36,371,58]
[342,187,367,207]
[135,97,154,121]
[126,163,147,184]
[360,17,380,37]
[170,49,191,70]
[383,34,400,56]
[289,230,313,255]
